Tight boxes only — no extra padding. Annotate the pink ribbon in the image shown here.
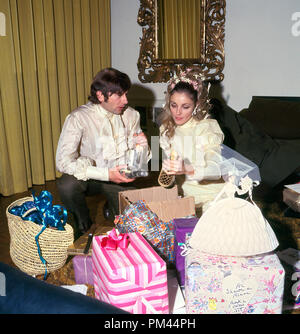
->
[100,229,129,250]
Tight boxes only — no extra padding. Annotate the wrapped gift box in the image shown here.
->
[118,185,195,222]
[115,200,175,264]
[185,250,285,314]
[283,187,300,213]
[92,230,169,314]
[167,270,186,314]
[174,217,198,286]
[73,255,93,285]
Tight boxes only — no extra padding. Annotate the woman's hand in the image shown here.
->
[109,165,135,183]
[162,158,183,175]
[162,157,194,176]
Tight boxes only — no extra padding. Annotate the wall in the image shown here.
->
[111,0,300,112]
[111,0,166,110]
[222,0,300,111]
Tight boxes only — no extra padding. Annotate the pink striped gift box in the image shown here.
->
[92,231,169,314]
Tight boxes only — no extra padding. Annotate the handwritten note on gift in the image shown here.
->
[223,275,258,313]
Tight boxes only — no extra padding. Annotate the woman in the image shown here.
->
[159,69,225,213]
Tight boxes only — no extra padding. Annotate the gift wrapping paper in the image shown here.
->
[92,231,169,314]
[185,250,285,314]
[115,200,175,264]
[174,217,198,286]
[73,255,93,285]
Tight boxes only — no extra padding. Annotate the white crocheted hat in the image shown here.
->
[189,197,279,256]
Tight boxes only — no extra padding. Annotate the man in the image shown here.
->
[56,68,151,236]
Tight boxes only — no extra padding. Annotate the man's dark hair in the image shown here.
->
[88,67,131,104]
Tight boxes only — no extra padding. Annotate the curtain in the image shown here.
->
[0,0,111,196]
[158,0,201,59]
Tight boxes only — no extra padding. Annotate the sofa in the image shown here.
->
[239,96,300,141]
[210,96,300,191]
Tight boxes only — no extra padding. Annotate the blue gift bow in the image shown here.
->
[9,190,68,279]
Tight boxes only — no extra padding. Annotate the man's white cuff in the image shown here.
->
[86,166,109,181]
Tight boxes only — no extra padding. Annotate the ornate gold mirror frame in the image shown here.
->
[137,0,226,83]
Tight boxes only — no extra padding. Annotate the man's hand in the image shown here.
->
[108,165,135,183]
[133,132,148,147]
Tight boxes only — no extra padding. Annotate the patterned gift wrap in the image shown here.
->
[185,250,285,314]
[174,217,198,286]
[92,231,169,314]
[115,200,175,264]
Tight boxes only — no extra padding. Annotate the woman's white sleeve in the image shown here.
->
[191,123,224,181]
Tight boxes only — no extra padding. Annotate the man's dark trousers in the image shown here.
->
[56,174,134,236]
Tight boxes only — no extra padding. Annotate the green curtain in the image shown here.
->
[0,0,111,196]
[158,0,201,59]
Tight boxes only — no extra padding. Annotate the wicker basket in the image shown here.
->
[6,196,74,276]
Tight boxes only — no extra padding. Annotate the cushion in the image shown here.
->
[210,99,300,187]
[0,262,129,314]
[240,97,300,139]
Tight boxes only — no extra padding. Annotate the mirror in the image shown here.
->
[137,0,226,83]
[157,0,203,60]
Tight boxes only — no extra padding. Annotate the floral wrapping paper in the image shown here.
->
[115,200,175,264]
[185,249,285,314]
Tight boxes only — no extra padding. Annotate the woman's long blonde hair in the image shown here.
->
[159,69,211,139]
